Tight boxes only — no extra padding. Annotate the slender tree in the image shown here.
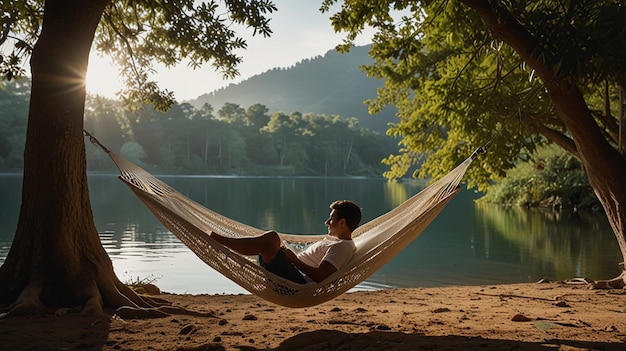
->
[0,0,276,316]
[324,0,626,287]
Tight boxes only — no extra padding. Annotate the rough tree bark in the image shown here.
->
[0,0,192,317]
[462,0,626,287]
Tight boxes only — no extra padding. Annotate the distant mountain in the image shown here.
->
[187,45,397,134]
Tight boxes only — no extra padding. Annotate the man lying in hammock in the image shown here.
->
[210,200,362,284]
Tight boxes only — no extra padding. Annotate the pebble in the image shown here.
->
[511,314,532,322]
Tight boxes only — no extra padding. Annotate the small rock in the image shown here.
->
[375,324,392,331]
[179,324,195,335]
[433,307,451,313]
[142,283,161,295]
[218,319,228,326]
[512,314,532,322]
[243,314,258,320]
[555,301,570,307]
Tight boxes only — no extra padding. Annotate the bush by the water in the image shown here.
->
[479,145,600,212]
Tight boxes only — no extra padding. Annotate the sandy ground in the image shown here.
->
[0,282,625,351]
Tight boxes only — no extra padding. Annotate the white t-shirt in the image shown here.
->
[297,235,356,270]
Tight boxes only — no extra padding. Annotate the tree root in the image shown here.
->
[589,269,626,289]
[0,274,212,320]
[99,275,213,319]
[0,281,44,318]
[110,280,214,319]
[80,277,104,315]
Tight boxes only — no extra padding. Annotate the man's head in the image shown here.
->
[328,200,362,232]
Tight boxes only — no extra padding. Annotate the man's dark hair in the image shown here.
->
[330,200,362,231]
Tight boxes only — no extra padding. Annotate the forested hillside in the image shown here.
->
[188,45,396,134]
[0,79,398,176]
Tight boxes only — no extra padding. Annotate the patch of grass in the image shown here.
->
[124,274,161,294]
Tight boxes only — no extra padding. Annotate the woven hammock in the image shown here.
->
[97,143,478,308]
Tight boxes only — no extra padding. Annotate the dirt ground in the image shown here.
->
[1,282,625,350]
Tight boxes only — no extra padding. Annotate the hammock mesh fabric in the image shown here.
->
[106,151,473,308]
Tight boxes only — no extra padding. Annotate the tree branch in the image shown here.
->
[460,0,552,81]
[532,122,578,157]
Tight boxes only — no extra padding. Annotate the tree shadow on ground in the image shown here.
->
[2,312,623,351]
[237,329,625,351]
[0,312,111,351]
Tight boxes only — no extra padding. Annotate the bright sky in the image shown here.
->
[86,1,373,101]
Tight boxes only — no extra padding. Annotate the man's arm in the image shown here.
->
[282,249,337,283]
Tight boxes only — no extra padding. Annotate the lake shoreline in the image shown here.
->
[2,282,624,350]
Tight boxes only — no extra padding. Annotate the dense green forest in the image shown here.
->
[189,45,397,134]
[0,79,398,176]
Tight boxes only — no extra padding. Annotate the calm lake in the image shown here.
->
[0,173,622,294]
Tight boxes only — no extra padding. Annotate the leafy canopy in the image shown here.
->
[0,0,277,110]
[322,0,626,191]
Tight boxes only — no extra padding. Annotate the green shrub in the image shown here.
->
[479,145,600,211]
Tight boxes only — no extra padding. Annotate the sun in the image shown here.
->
[85,53,124,98]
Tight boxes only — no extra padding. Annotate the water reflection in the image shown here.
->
[0,174,622,295]
[474,204,621,281]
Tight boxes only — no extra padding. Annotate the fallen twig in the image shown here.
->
[474,292,556,302]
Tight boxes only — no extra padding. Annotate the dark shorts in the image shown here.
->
[259,250,306,284]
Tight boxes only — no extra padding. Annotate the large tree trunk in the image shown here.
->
[548,81,626,288]
[462,0,626,286]
[0,0,163,316]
